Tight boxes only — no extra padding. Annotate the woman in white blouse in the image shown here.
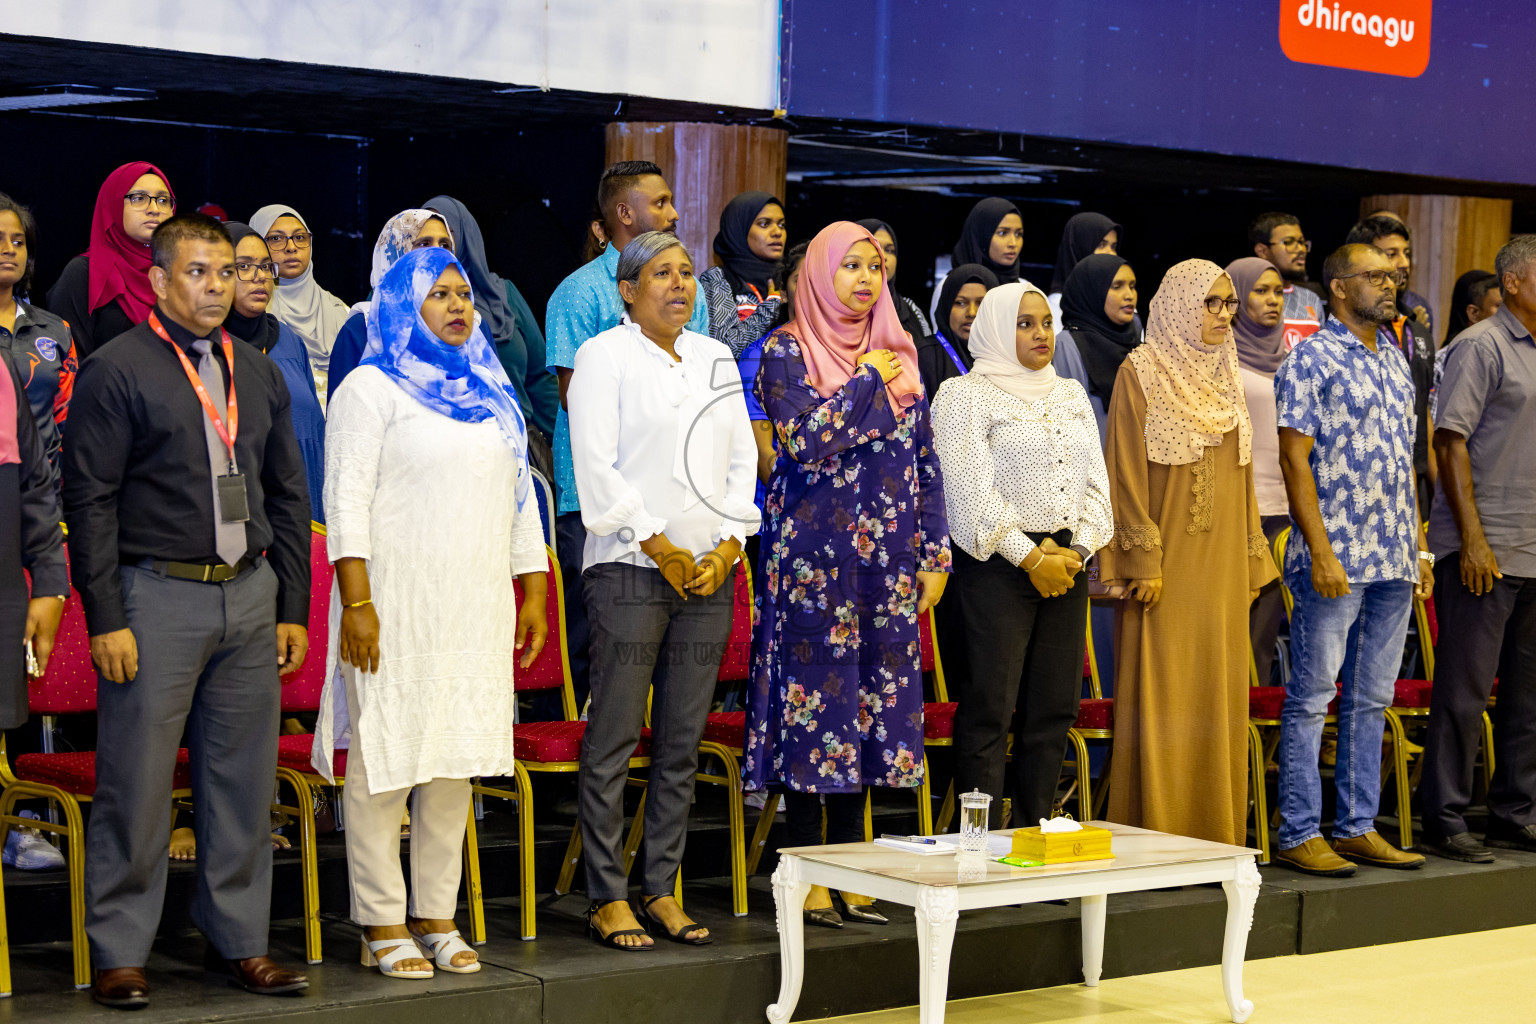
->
[318,247,549,979]
[931,281,1113,827]
[568,231,759,951]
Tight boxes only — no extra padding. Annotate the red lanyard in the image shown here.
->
[148,311,239,469]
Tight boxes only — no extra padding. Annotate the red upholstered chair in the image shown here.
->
[472,547,651,938]
[691,560,769,916]
[1382,590,1494,850]
[1415,592,1496,778]
[1064,605,1113,823]
[1,555,192,989]
[271,525,490,961]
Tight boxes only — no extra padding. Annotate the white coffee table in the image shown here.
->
[768,822,1262,1024]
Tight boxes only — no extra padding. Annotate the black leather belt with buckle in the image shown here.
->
[137,555,255,583]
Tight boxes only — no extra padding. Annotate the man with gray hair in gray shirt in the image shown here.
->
[1420,234,1536,863]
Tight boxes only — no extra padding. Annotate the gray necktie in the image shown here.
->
[192,339,247,567]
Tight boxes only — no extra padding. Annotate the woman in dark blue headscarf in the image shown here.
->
[317,246,548,980]
[423,195,560,445]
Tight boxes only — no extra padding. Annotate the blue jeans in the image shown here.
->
[1277,578,1413,850]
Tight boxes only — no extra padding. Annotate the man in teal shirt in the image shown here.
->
[545,161,709,699]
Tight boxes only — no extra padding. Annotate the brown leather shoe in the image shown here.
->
[203,947,309,995]
[1332,831,1426,869]
[92,966,149,1009]
[1275,836,1357,877]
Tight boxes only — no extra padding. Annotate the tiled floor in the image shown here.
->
[809,923,1536,1023]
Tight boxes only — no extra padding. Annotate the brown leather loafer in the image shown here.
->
[203,947,309,995]
[1331,831,1425,869]
[1275,836,1357,877]
[92,966,149,1009]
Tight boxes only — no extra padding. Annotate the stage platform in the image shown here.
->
[3,799,1534,1023]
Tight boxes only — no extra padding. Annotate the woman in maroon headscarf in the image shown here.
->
[744,221,951,928]
[45,161,176,358]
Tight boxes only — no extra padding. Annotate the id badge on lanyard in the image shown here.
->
[148,312,250,524]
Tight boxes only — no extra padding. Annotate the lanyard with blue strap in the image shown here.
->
[934,331,968,376]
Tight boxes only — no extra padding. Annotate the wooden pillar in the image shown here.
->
[605,122,789,272]
[1361,195,1512,338]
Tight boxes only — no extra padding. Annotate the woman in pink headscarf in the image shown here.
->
[744,221,951,928]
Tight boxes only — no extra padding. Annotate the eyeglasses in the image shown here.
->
[124,192,175,212]
[1269,235,1312,252]
[1334,269,1396,289]
[1204,296,1241,315]
[265,232,312,250]
[234,260,278,282]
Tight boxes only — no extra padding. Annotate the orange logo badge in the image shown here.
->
[1280,1,1432,77]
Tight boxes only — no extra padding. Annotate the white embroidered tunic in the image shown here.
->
[312,365,546,793]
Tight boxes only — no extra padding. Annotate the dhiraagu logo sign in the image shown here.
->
[1280,1,1432,77]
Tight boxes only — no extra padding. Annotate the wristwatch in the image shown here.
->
[1418,550,1435,568]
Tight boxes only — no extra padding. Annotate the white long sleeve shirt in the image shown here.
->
[568,320,760,569]
[930,373,1114,565]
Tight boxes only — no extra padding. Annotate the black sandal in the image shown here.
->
[586,900,653,952]
[638,894,714,946]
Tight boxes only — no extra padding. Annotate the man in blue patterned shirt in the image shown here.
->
[1272,243,1433,877]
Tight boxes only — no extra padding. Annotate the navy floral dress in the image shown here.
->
[744,330,952,794]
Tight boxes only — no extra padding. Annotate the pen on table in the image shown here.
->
[880,833,937,844]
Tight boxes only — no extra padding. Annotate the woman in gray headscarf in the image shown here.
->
[250,204,352,403]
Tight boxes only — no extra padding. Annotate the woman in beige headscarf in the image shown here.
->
[1098,259,1277,845]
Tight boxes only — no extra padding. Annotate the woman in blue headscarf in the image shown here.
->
[314,246,550,981]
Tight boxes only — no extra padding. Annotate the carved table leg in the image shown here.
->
[1221,857,1261,1023]
[1080,892,1107,987]
[914,885,960,1024]
[767,857,809,1024]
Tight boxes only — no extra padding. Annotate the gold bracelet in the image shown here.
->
[344,598,372,609]
[1023,548,1046,571]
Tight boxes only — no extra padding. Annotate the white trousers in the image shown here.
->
[342,675,472,925]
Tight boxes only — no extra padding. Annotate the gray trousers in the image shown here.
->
[578,562,733,902]
[85,560,282,967]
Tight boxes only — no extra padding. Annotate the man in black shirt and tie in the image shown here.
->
[62,214,311,1008]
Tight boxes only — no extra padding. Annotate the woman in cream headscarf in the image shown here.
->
[250,204,353,403]
[1098,259,1278,845]
[931,280,1112,827]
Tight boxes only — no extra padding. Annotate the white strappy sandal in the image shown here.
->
[411,929,481,974]
[360,936,435,979]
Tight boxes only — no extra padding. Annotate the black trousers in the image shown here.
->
[952,538,1089,828]
[1421,557,1536,837]
[784,791,865,849]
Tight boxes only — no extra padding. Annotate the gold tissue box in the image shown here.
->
[1010,825,1114,864]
